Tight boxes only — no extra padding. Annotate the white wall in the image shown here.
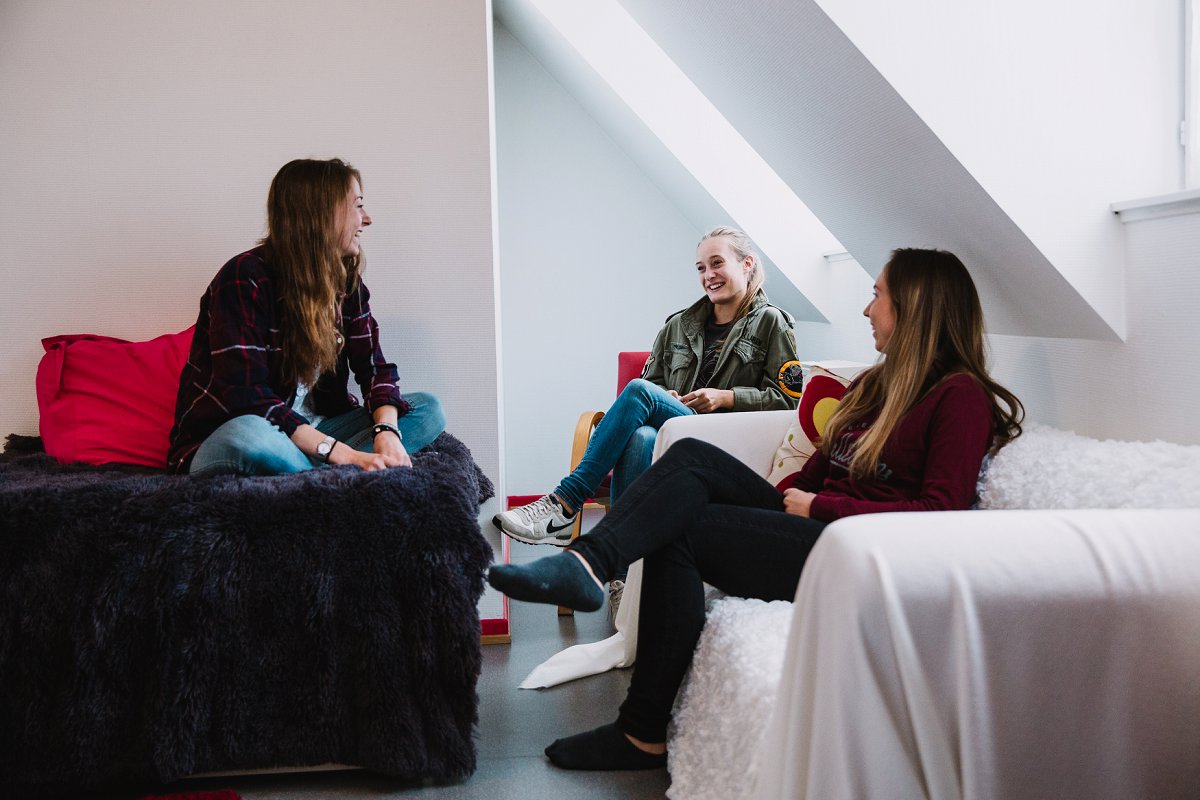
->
[801,0,1198,445]
[989,210,1200,446]
[612,0,1129,340]
[828,208,1200,447]
[792,258,879,367]
[495,0,846,325]
[815,0,1183,339]
[494,24,702,495]
[0,1,501,506]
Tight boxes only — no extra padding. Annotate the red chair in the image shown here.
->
[559,351,650,615]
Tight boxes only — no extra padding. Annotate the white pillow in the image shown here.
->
[765,361,871,488]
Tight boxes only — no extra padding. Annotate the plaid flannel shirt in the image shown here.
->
[167,248,407,472]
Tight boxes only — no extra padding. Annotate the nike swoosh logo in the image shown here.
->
[545,518,574,534]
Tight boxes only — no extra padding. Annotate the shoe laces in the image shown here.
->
[514,495,560,523]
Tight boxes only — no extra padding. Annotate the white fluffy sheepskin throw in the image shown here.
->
[979,423,1200,510]
[667,597,795,800]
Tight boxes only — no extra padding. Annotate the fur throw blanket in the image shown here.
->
[0,433,494,798]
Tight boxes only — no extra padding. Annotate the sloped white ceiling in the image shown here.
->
[814,0,1179,338]
[502,0,1176,340]
[616,0,1135,340]
[495,0,841,323]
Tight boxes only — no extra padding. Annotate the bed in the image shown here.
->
[0,432,494,798]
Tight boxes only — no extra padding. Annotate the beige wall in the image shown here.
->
[0,1,501,500]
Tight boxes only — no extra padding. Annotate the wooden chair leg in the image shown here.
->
[559,410,605,617]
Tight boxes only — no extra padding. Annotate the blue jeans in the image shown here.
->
[553,379,694,513]
[188,392,446,477]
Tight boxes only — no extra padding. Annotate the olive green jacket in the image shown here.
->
[641,290,800,411]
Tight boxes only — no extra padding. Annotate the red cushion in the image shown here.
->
[616,351,651,395]
[36,327,194,467]
[797,374,849,444]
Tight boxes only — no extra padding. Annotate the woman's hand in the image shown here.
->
[372,429,412,468]
[782,488,816,518]
[329,444,392,471]
[681,388,734,413]
[361,406,411,469]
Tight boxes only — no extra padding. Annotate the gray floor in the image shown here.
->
[165,575,670,799]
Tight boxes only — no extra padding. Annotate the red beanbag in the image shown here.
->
[36,327,194,467]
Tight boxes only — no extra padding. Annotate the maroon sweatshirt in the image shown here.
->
[790,373,993,522]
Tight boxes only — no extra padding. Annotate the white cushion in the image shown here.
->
[765,362,869,488]
[668,598,795,800]
[980,423,1200,509]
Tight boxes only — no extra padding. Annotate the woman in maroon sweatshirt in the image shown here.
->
[488,247,1024,771]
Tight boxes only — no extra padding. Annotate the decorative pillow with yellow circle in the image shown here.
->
[766,363,864,490]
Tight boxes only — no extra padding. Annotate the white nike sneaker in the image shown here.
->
[493,494,578,546]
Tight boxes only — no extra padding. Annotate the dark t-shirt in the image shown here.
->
[690,317,734,392]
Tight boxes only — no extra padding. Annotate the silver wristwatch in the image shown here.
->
[316,435,337,463]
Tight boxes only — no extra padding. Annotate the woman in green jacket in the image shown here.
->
[494,226,801,551]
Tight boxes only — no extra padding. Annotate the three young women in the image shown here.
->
[168,158,444,476]
[493,226,802,547]
[488,247,1024,770]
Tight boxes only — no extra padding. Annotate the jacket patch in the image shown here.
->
[777,360,804,398]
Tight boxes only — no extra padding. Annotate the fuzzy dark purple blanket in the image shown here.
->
[0,433,494,798]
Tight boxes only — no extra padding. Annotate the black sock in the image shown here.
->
[544,723,667,771]
[487,554,604,612]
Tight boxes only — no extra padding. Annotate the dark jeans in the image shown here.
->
[568,437,827,743]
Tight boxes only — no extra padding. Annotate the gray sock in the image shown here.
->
[487,554,604,612]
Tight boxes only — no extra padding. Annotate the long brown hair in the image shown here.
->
[260,158,363,387]
[698,226,765,322]
[822,248,1023,480]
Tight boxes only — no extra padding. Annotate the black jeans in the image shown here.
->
[568,437,827,743]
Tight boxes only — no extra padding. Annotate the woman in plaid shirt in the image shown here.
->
[167,158,444,475]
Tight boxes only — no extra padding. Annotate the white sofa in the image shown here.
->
[657,409,1200,800]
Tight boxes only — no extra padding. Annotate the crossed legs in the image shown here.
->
[488,437,827,768]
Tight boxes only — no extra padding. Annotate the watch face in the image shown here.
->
[317,440,333,456]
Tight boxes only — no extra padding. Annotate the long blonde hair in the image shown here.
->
[260,158,363,387]
[698,226,765,322]
[822,248,1023,480]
